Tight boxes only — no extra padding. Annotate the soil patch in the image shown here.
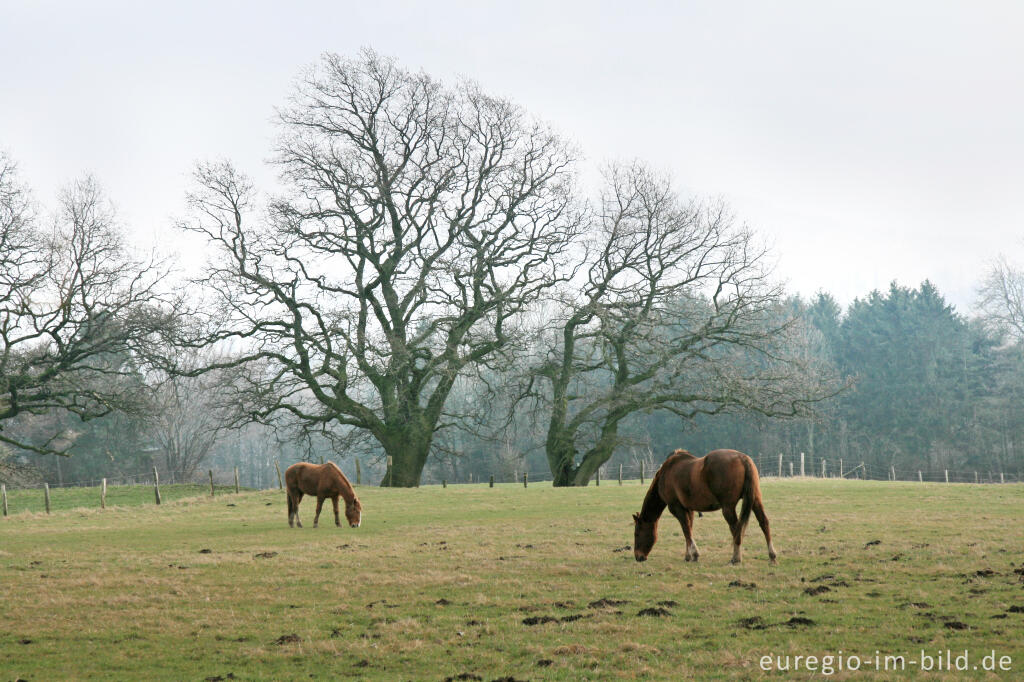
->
[588,598,630,608]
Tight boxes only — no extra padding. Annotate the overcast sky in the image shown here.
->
[3,1,1023,313]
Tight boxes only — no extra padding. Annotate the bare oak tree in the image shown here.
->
[0,154,176,455]
[531,163,839,485]
[147,351,239,482]
[179,51,580,486]
[978,256,1024,343]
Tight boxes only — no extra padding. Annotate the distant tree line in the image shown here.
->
[2,51,1022,487]
[646,282,1024,478]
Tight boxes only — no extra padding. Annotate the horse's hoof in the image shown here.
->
[729,559,741,565]
[684,555,693,562]
[769,557,778,565]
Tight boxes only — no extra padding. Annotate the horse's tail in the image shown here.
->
[738,454,758,534]
[286,488,294,519]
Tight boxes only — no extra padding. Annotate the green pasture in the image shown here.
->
[1,479,1022,680]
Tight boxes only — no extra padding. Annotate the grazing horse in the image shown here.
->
[632,449,776,564]
[284,461,362,529]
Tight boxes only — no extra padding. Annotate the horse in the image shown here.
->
[632,449,776,564]
[284,461,362,529]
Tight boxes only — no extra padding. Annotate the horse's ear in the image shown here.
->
[632,512,639,523]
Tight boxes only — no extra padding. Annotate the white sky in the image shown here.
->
[3,0,1023,313]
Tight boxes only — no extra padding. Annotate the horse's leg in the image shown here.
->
[684,509,699,561]
[721,504,743,564]
[287,491,294,528]
[668,503,699,562]
[313,496,324,528]
[291,492,303,528]
[332,495,341,527]
[752,498,777,564]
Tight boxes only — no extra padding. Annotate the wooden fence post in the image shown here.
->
[596,467,600,486]
[618,463,623,486]
[442,479,447,488]
[2,483,7,517]
[778,454,783,477]
[1000,472,1005,484]
[234,467,240,494]
[890,465,895,481]
[489,474,494,488]
[789,462,793,477]
[275,460,284,489]
[209,470,215,496]
[44,483,51,514]
[800,452,805,477]
[523,472,528,488]
[319,456,324,464]
[469,473,473,484]
[944,469,949,483]
[386,456,393,487]
[355,459,361,485]
[839,459,844,478]
[918,471,922,483]
[974,471,979,484]
[821,459,826,478]
[153,467,162,505]
[640,461,645,485]
[101,478,107,509]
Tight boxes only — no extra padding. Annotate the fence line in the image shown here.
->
[417,453,1021,487]
[2,454,1019,516]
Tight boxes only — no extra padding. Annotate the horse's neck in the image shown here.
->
[638,475,666,523]
[326,463,356,502]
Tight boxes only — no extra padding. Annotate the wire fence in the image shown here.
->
[2,452,1019,517]
[417,454,1021,487]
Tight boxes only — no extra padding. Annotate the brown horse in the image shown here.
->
[285,461,362,529]
[633,449,776,564]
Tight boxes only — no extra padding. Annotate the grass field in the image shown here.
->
[1,479,1022,680]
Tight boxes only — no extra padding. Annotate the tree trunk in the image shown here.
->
[380,428,432,487]
[568,420,620,486]
[546,430,577,487]
[571,447,609,486]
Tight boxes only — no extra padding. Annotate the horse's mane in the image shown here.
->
[636,449,694,523]
[667,448,696,460]
[325,461,359,504]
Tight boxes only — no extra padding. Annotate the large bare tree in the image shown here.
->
[0,154,176,455]
[978,256,1024,343]
[179,51,580,486]
[147,351,240,482]
[531,163,839,485]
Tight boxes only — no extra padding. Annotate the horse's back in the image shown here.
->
[285,462,324,495]
[701,450,750,499]
[660,449,751,510]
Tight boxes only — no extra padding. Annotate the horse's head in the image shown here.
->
[345,498,362,528]
[632,512,657,562]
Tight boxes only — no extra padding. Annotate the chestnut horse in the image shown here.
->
[633,449,776,564]
[285,461,362,529]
